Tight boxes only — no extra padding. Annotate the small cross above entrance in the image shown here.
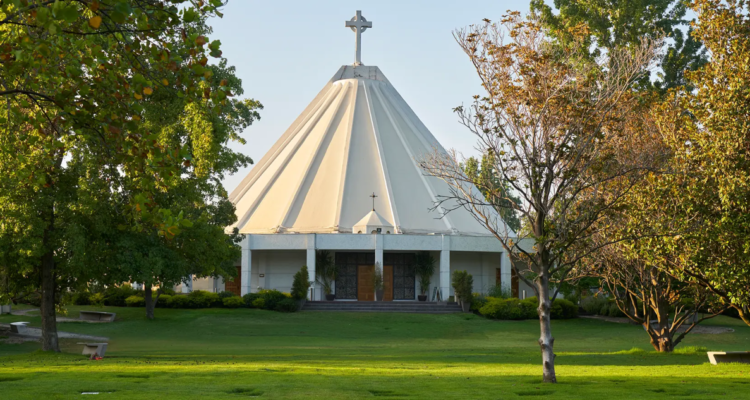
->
[370,192,378,211]
[345,10,372,66]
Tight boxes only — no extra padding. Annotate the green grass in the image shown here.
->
[1,306,749,399]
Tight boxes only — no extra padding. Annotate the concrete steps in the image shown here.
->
[302,301,463,314]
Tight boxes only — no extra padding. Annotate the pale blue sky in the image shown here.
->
[210,1,532,193]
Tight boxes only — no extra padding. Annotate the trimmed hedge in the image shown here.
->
[187,290,221,308]
[478,296,578,320]
[125,295,145,307]
[222,296,244,308]
[275,298,299,313]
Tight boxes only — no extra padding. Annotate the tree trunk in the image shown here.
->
[40,237,59,352]
[144,286,160,320]
[646,327,675,352]
[537,277,557,383]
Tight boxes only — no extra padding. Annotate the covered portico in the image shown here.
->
[240,233,514,301]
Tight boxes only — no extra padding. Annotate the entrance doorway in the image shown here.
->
[225,266,242,296]
[357,265,394,301]
[357,265,374,301]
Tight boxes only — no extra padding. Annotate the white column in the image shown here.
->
[375,234,384,272]
[439,235,451,301]
[500,251,512,295]
[307,234,317,300]
[240,235,252,296]
[182,275,193,293]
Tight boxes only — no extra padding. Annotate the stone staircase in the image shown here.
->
[302,301,463,314]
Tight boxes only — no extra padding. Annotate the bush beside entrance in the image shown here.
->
[477,296,578,320]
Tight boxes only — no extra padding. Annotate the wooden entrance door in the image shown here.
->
[357,265,374,301]
[383,265,393,301]
[225,266,242,296]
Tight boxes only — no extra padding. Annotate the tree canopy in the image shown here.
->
[0,0,245,350]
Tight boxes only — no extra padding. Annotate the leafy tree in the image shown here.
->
[632,0,750,325]
[0,0,230,351]
[531,0,707,93]
[420,13,659,382]
[462,152,522,232]
[111,55,261,320]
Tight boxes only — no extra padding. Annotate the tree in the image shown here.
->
[531,0,707,94]
[0,0,229,351]
[110,55,261,320]
[576,232,726,352]
[632,0,750,325]
[462,152,522,232]
[419,13,659,383]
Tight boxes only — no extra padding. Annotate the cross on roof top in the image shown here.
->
[345,10,372,66]
[370,192,378,211]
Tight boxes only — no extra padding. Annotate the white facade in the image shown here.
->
[220,17,523,301]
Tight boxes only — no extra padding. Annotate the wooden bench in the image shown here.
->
[708,351,750,365]
[79,311,116,322]
[78,342,108,358]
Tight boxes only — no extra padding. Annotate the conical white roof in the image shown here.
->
[229,65,504,236]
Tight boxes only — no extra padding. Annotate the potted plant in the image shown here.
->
[451,270,474,312]
[413,252,435,301]
[291,265,311,309]
[315,250,337,301]
[373,263,384,301]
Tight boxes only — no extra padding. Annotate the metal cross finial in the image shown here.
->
[370,192,378,211]
[345,10,372,66]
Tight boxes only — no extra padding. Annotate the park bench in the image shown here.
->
[79,311,116,322]
[9,322,29,334]
[78,342,108,358]
[707,351,750,365]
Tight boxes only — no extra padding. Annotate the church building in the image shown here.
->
[193,11,524,301]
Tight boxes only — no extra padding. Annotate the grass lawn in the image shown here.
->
[1,306,749,399]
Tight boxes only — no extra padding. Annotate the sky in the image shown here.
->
[209,0,533,193]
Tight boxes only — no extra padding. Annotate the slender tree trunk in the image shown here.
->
[40,223,59,352]
[537,275,556,383]
[144,286,160,320]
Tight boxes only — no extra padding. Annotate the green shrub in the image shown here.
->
[90,293,104,306]
[156,294,172,307]
[599,303,610,316]
[608,302,625,317]
[580,295,607,315]
[479,297,537,320]
[291,266,311,300]
[471,294,488,312]
[451,270,474,303]
[187,290,221,308]
[159,287,176,296]
[275,298,299,313]
[167,295,191,308]
[552,299,578,319]
[486,285,512,299]
[72,291,92,306]
[243,293,261,308]
[222,296,245,308]
[218,291,237,299]
[251,298,266,309]
[125,295,145,307]
[103,284,140,307]
[256,289,289,310]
